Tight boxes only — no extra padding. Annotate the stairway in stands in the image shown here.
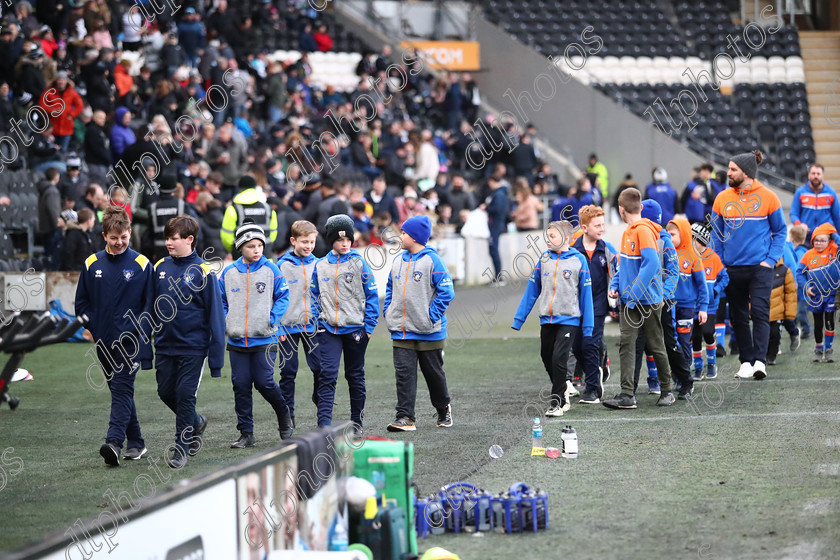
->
[800,31,840,187]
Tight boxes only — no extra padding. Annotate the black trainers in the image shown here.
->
[100,442,120,467]
[716,344,726,357]
[387,417,417,432]
[579,389,601,404]
[656,392,676,406]
[278,406,294,440]
[123,447,147,461]
[189,414,208,457]
[230,433,256,449]
[435,405,453,428]
[677,383,694,400]
[602,393,637,409]
[166,448,188,469]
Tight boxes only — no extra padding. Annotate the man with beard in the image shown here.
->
[790,163,840,246]
[711,151,786,381]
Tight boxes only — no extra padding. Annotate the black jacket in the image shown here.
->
[84,122,112,167]
[61,221,100,271]
[197,205,227,261]
[365,189,401,224]
[28,133,60,168]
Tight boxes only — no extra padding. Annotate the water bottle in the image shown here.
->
[561,425,578,458]
[531,418,545,457]
[328,520,349,551]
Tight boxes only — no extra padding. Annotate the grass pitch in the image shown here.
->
[1,284,840,559]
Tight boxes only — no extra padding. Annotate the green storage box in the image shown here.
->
[352,437,417,554]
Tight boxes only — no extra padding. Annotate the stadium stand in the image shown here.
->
[483,0,816,185]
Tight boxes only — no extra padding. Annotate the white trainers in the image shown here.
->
[753,361,767,380]
[545,405,564,417]
[735,362,755,379]
[566,380,580,398]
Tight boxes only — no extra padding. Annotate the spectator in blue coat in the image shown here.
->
[110,107,136,161]
[645,167,678,225]
[482,174,509,283]
[178,7,207,67]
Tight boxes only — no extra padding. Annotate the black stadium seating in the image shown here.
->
[483,0,814,184]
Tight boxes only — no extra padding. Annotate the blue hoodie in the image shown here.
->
[645,182,678,225]
[110,107,136,161]
[791,242,808,299]
[658,228,679,300]
[219,255,289,348]
[383,246,455,341]
[571,236,617,317]
[153,251,226,376]
[511,247,594,336]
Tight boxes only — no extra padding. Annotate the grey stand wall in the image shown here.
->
[474,16,706,192]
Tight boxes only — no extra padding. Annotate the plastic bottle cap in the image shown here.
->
[364,496,378,520]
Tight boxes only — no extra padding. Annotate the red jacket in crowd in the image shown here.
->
[39,81,84,137]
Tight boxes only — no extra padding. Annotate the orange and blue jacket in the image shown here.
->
[700,249,728,314]
[790,183,840,242]
[796,223,840,300]
[710,180,787,267]
[609,218,664,307]
[668,218,709,313]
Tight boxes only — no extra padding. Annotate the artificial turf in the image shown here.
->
[1,286,839,559]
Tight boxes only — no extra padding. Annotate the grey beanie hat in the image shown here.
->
[325,214,355,246]
[730,151,760,179]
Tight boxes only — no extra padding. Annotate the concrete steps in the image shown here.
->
[800,31,840,186]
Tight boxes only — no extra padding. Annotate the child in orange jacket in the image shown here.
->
[796,222,840,362]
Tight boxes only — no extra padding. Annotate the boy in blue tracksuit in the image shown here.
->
[276,220,322,427]
[153,215,226,468]
[384,216,456,432]
[75,207,154,467]
[665,218,709,378]
[691,223,729,380]
[632,200,694,399]
[310,214,379,429]
[512,220,594,416]
[220,220,294,450]
[571,205,616,404]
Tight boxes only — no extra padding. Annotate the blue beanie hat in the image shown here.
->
[401,215,432,245]
[640,199,662,225]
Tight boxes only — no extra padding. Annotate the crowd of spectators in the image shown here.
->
[2,0,632,274]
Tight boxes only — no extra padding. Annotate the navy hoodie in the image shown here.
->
[75,248,154,368]
[572,236,617,317]
[153,250,226,376]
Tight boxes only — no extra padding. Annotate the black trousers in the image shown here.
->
[394,346,450,421]
[767,321,782,362]
[632,300,692,393]
[540,324,576,407]
[725,265,773,365]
